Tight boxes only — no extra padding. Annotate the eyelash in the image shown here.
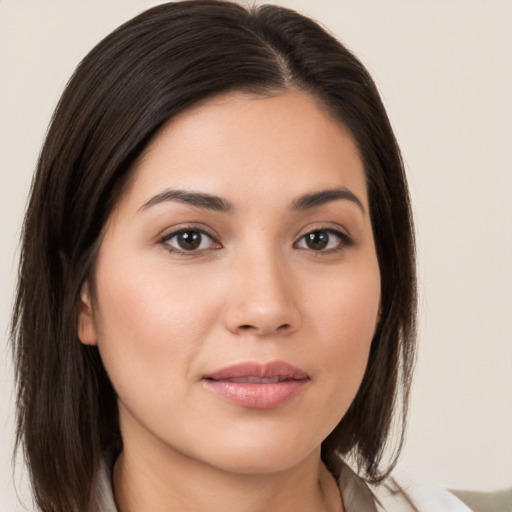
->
[159,226,353,256]
[294,228,353,253]
[160,226,220,255]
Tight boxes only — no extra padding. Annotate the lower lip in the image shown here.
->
[202,379,309,409]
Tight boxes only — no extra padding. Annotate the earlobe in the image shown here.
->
[77,281,98,346]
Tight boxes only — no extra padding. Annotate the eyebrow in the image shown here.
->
[139,189,234,213]
[139,186,365,215]
[292,187,365,214]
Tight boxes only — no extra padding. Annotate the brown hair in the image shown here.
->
[12,2,416,511]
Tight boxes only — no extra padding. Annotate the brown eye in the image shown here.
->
[296,229,350,252]
[304,231,329,250]
[162,229,218,253]
[176,231,202,250]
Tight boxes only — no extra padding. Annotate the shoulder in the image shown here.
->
[372,478,474,512]
[87,456,118,512]
[336,461,473,511]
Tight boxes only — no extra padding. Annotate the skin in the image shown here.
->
[78,90,381,512]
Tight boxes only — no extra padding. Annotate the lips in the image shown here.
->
[202,361,310,409]
[220,376,290,383]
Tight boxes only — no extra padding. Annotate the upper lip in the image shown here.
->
[203,361,309,382]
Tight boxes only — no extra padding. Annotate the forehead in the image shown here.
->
[118,90,367,213]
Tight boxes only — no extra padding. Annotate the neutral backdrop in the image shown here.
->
[1,0,511,510]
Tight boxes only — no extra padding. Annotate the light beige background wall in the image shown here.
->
[1,1,511,510]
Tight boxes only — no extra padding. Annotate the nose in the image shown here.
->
[223,251,301,337]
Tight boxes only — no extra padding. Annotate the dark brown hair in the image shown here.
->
[12,1,416,511]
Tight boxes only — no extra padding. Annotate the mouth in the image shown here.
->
[202,361,310,409]
[215,376,295,383]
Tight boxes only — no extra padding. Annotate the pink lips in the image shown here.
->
[202,361,309,409]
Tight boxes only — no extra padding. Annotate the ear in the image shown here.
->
[77,281,98,346]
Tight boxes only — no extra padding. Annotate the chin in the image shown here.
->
[209,450,313,476]
[188,428,322,476]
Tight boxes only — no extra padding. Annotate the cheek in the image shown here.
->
[91,258,219,400]
[304,256,380,418]
[308,253,380,344]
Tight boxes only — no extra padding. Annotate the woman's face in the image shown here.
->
[78,90,381,474]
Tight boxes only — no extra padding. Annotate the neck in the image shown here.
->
[112,441,343,512]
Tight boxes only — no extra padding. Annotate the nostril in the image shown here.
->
[237,323,291,334]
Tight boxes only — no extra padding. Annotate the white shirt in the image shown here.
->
[89,457,473,511]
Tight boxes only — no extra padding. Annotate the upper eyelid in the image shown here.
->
[294,222,351,240]
[297,229,349,242]
[159,224,220,242]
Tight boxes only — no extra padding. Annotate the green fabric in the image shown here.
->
[450,488,512,512]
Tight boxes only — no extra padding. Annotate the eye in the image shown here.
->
[295,229,350,252]
[161,228,219,253]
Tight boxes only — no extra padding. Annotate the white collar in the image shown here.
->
[88,455,379,512]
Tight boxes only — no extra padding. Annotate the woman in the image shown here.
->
[11,1,471,511]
